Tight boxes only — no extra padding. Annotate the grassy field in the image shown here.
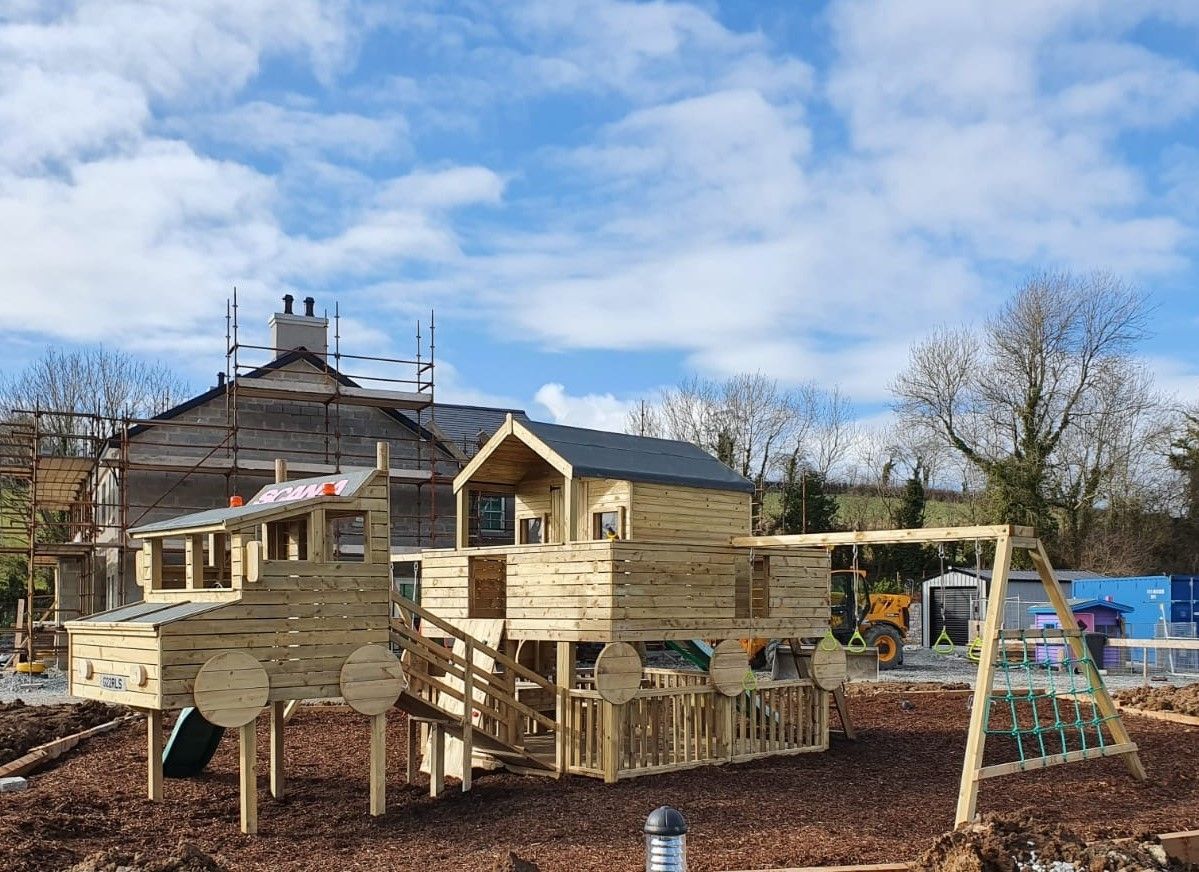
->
[761,490,984,531]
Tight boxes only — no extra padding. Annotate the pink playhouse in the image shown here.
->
[1028,598,1132,668]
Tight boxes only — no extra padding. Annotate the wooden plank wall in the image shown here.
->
[608,542,829,641]
[514,474,559,542]
[421,541,830,642]
[629,482,750,546]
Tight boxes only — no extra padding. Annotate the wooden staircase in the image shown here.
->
[389,595,558,787]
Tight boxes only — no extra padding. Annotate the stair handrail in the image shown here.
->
[391,593,556,694]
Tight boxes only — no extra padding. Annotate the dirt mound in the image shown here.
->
[0,699,125,766]
[1117,685,1199,718]
[912,813,1183,872]
[489,852,539,872]
[66,843,227,872]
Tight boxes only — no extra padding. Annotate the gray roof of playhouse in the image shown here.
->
[129,467,377,535]
[75,600,225,626]
[521,420,754,493]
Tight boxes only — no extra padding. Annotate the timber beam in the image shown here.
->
[731,525,1034,549]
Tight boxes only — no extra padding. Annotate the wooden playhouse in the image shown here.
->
[403,415,842,783]
[66,446,406,833]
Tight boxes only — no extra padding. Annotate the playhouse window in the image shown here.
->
[479,496,506,533]
[519,516,545,544]
[265,518,308,561]
[593,509,624,540]
[469,556,507,618]
[736,556,771,618]
[192,533,231,588]
[327,511,367,562]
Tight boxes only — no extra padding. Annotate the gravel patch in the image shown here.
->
[0,667,72,705]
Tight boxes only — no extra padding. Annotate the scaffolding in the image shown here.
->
[1,297,450,670]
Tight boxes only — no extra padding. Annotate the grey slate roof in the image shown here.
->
[402,404,528,457]
[130,467,377,535]
[520,420,753,493]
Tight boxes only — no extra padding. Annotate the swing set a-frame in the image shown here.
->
[731,523,1147,825]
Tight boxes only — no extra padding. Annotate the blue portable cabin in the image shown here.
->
[1072,575,1199,665]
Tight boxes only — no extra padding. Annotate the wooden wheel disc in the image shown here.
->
[340,644,407,716]
[594,642,642,704]
[810,643,848,691]
[193,651,269,728]
[708,639,749,697]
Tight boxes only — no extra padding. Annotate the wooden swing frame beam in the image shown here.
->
[732,524,1147,826]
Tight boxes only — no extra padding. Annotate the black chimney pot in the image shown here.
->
[303,296,315,317]
[282,294,294,315]
[217,372,226,387]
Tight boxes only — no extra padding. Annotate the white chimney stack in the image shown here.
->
[269,294,328,358]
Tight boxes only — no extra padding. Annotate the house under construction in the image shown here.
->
[0,295,526,666]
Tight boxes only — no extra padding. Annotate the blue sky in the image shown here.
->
[2,1,1198,432]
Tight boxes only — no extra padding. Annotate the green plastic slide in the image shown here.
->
[162,707,225,778]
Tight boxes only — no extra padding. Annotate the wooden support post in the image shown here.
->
[429,722,445,798]
[832,686,856,740]
[562,478,576,543]
[369,713,387,815]
[455,487,469,550]
[461,640,474,793]
[1029,541,1147,782]
[602,700,620,784]
[274,458,287,483]
[955,533,1012,827]
[721,693,735,761]
[405,715,419,784]
[146,710,163,801]
[269,701,285,799]
[555,642,576,775]
[240,722,258,835]
[376,441,390,472]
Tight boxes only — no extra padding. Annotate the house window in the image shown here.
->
[479,496,506,534]
[520,516,545,544]
[469,556,506,618]
[736,556,771,618]
[593,509,623,540]
[327,511,367,562]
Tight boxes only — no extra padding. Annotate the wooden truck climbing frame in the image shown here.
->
[67,445,405,834]
[731,524,1147,825]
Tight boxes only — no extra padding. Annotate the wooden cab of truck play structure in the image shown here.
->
[65,455,400,724]
[421,414,831,643]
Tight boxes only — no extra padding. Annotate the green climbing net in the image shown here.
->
[983,628,1121,768]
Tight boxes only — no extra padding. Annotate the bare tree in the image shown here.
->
[893,271,1153,551]
[2,346,188,449]
[625,399,662,437]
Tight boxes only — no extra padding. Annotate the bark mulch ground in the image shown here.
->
[0,691,1196,871]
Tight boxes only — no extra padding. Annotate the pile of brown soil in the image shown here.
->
[0,699,125,766]
[1117,685,1199,717]
[67,843,227,872]
[913,813,1182,872]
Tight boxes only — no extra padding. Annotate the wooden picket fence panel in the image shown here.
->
[563,678,825,780]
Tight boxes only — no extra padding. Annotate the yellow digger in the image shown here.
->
[741,568,912,670]
[828,568,911,669]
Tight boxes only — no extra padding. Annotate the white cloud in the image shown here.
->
[533,383,636,432]
[188,101,408,160]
